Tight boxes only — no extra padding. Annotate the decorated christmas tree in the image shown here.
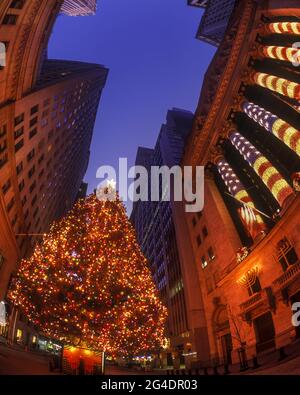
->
[9,185,167,357]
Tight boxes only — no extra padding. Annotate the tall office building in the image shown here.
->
[180,0,300,366]
[131,109,210,366]
[188,0,237,46]
[60,0,97,16]
[0,0,108,334]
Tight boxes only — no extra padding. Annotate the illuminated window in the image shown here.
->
[201,255,208,269]
[16,329,22,341]
[208,246,215,261]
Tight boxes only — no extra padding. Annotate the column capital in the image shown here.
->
[209,146,224,165]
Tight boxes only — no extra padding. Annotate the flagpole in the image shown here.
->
[224,192,272,219]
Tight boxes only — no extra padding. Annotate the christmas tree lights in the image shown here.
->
[230,132,293,207]
[9,193,167,357]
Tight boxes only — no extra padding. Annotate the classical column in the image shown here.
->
[229,132,294,207]
[216,157,266,240]
[252,72,300,100]
[262,45,300,65]
[242,102,300,156]
[267,22,300,35]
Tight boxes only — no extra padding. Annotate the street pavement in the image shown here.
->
[1,341,300,375]
[245,354,300,375]
[0,343,55,375]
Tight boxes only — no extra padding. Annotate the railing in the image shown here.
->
[240,292,262,311]
[273,262,300,289]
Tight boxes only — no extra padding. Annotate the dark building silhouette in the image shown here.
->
[131,109,206,366]
[60,0,97,16]
[188,0,237,46]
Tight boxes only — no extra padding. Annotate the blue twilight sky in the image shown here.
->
[48,0,215,212]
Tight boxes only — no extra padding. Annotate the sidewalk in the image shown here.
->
[0,342,57,375]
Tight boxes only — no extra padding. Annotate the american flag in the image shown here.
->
[238,203,261,240]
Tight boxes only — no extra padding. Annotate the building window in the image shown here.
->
[29,128,37,139]
[16,161,23,175]
[33,207,39,219]
[276,237,298,271]
[9,0,25,9]
[11,214,17,227]
[15,139,24,152]
[16,328,23,342]
[2,179,11,195]
[29,181,36,193]
[28,165,35,178]
[31,194,37,206]
[27,148,35,162]
[197,211,202,220]
[248,277,261,296]
[14,127,24,140]
[202,226,208,238]
[29,117,38,128]
[14,113,24,126]
[201,255,208,269]
[2,14,18,25]
[208,246,215,261]
[38,154,44,165]
[0,139,7,154]
[38,169,44,179]
[197,235,202,247]
[0,153,8,169]
[6,197,15,212]
[30,105,39,116]
[0,124,7,139]
[21,195,27,207]
[18,179,25,192]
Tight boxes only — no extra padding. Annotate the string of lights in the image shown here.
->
[229,132,293,207]
[268,22,300,35]
[262,45,300,64]
[243,101,300,157]
[253,72,300,100]
[217,159,265,239]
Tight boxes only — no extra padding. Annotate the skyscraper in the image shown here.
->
[188,0,237,46]
[60,0,97,16]
[0,1,108,311]
[131,109,210,367]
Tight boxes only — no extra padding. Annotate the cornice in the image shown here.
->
[184,0,257,167]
